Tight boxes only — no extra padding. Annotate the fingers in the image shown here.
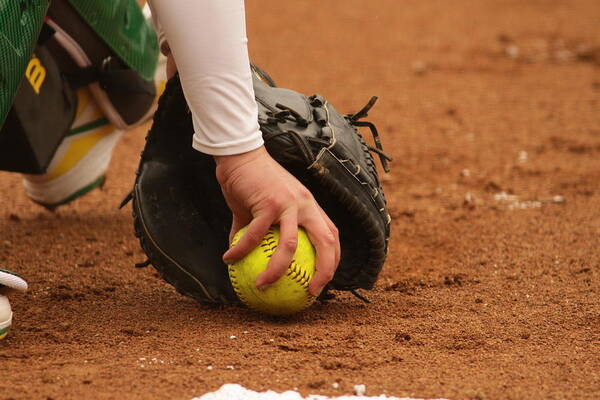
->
[223,213,271,263]
[256,211,298,289]
[304,213,340,297]
[226,205,340,296]
[222,182,340,297]
[319,208,341,270]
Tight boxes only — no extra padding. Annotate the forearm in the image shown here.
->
[147,0,263,155]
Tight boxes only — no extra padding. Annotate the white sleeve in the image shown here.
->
[147,0,263,156]
[146,2,169,55]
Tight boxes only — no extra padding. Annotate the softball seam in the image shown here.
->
[228,270,249,306]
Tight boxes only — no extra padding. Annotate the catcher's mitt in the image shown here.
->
[125,66,391,304]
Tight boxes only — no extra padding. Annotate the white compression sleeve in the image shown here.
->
[146,2,169,55]
[147,0,263,156]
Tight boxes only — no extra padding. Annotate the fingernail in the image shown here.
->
[223,250,235,264]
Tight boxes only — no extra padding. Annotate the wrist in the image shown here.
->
[214,146,267,166]
[214,146,269,184]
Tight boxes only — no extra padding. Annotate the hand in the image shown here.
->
[215,147,340,296]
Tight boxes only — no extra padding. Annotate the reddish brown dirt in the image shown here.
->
[1,1,599,399]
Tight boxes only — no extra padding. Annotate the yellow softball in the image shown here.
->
[228,226,316,316]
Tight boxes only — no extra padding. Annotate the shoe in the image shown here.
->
[0,295,12,340]
[22,87,123,210]
[0,269,28,340]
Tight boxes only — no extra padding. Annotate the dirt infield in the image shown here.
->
[1,1,599,399]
